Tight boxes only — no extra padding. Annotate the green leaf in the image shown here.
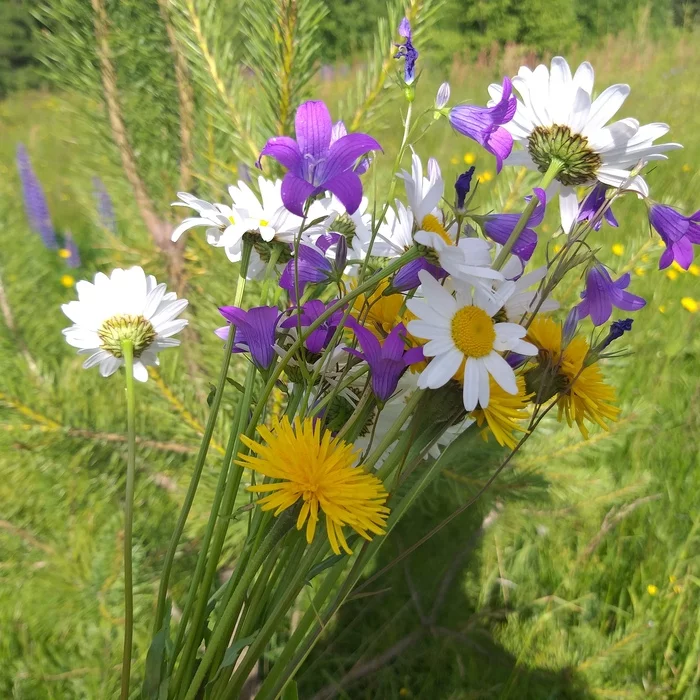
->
[206,632,258,687]
[142,606,171,700]
[281,680,299,700]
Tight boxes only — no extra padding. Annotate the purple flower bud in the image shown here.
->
[394,18,418,85]
[562,307,579,343]
[455,167,475,210]
[427,157,441,184]
[600,318,633,350]
[17,144,57,249]
[435,82,450,109]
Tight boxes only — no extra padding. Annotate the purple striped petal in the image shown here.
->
[324,170,363,215]
[320,133,382,183]
[281,173,317,217]
[257,136,303,173]
[295,101,332,161]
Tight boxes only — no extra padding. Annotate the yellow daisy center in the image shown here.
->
[420,214,452,245]
[451,306,495,358]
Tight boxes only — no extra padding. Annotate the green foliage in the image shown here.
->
[0,0,44,97]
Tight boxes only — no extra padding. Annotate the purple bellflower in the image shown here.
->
[345,319,423,402]
[394,18,418,85]
[578,183,618,231]
[280,299,345,354]
[392,256,446,293]
[479,188,546,262]
[257,100,381,217]
[455,167,475,210]
[599,318,633,351]
[215,305,280,369]
[575,264,646,326]
[279,232,347,301]
[16,144,57,249]
[448,77,517,172]
[648,204,700,270]
[92,177,117,234]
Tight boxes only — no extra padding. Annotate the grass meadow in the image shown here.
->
[1,28,699,699]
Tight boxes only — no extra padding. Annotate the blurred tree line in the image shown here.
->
[0,0,698,97]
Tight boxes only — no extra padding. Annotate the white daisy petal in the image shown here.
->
[463,358,482,412]
[559,187,579,233]
[583,84,630,135]
[417,349,462,389]
[483,352,518,395]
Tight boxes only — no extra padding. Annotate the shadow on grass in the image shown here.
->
[298,434,593,700]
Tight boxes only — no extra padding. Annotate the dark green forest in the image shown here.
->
[1,0,698,96]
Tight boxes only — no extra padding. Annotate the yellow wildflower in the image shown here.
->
[681,297,698,313]
[612,244,624,256]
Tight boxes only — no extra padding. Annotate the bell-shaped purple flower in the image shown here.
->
[345,319,421,402]
[279,232,346,301]
[257,100,382,217]
[578,183,618,231]
[649,204,700,270]
[392,257,446,293]
[279,299,344,354]
[575,264,646,326]
[448,77,517,172]
[479,188,546,262]
[215,305,280,369]
[394,18,418,86]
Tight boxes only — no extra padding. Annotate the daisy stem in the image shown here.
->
[120,339,136,700]
[492,158,563,270]
[152,241,252,635]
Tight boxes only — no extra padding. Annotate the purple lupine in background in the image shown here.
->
[575,264,646,326]
[280,233,347,300]
[92,177,116,234]
[16,144,57,249]
[257,100,382,216]
[215,305,281,370]
[449,77,517,172]
[345,319,422,402]
[61,231,81,268]
[280,300,345,354]
[578,183,618,231]
[394,18,418,86]
[648,203,700,270]
[477,188,546,262]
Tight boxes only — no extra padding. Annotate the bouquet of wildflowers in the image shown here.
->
[61,17,694,699]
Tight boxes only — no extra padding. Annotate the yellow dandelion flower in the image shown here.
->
[463,152,476,165]
[682,164,691,173]
[669,575,676,583]
[671,261,686,273]
[681,297,698,313]
[612,243,624,256]
[634,267,645,277]
[58,248,72,259]
[351,280,404,338]
[666,269,679,281]
[237,417,389,555]
[471,376,532,449]
[647,584,658,596]
[450,156,459,165]
[659,305,666,314]
[689,264,700,277]
[526,317,619,438]
[60,274,75,288]
[477,171,493,184]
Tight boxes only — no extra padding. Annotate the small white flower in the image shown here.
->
[397,149,444,226]
[62,266,188,382]
[351,200,414,261]
[490,56,682,232]
[407,270,536,411]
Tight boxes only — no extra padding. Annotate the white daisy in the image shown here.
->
[406,270,536,411]
[396,149,444,226]
[351,200,414,261]
[489,56,682,232]
[62,266,188,382]
[498,257,559,321]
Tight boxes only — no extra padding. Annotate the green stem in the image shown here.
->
[492,158,563,270]
[120,340,137,700]
[153,242,252,634]
[181,512,295,700]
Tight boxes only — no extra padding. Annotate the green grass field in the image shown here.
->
[1,29,699,699]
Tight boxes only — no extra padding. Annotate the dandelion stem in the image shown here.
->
[492,158,562,270]
[120,340,136,700]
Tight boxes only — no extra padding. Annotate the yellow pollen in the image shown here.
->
[420,214,452,245]
[451,306,495,358]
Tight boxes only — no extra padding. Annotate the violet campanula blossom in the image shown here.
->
[394,18,418,86]
[16,144,57,249]
[257,101,381,217]
[279,232,347,301]
[578,183,618,231]
[345,319,422,402]
[280,299,344,354]
[575,264,646,326]
[448,77,517,172]
[478,188,546,262]
[455,167,475,210]
[215,305,280,369]
[648,204,700,270]
[392,256,445,293]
